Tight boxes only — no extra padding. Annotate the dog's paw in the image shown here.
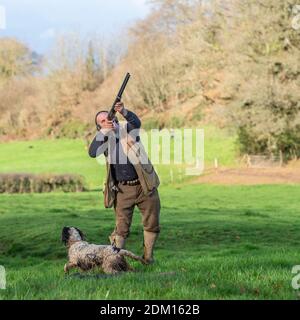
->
[64,264,69,273]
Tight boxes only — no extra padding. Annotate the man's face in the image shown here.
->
[97,112,108,128]
[96,112,115,130]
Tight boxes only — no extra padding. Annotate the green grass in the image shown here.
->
[202,125,237,167]
[0,185,300,300]
[0,139,102,190]
[0,131,297,299]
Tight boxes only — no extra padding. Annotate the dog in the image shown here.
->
[61,226,146,274]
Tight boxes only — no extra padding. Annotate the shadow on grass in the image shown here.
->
[66,271,178,280]
[67,272,121,279]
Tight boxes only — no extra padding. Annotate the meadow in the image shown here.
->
[0,129,299,300]
[1,185,300,299]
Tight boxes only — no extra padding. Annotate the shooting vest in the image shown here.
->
[103,133,160,208]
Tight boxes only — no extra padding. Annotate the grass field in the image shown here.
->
[0,185,300,299]
[0,130,299,300]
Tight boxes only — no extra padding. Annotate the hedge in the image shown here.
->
[0,173,86,194]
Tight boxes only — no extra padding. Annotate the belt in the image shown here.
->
[119,179,140,186]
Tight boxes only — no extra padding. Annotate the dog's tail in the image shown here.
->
[119,249,146,265]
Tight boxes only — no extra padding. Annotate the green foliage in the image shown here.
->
[142,118,162,131]
[0,173,86,194]
[225,1,300,159]
[83,41,101,92]
[192,106,203,122]
[237,124,300,161]
[167,116,185,128]
[0,184,300,299]
[0,38,35,82]
[59,120,89,139]
[277,127,300,160]
[142,116,186,130]
[236,127,269,156]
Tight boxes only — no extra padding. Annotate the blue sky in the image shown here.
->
[0,0,151,53]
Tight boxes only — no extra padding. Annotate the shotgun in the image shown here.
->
[107,73,131,121]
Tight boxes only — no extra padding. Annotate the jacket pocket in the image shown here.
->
[140,163,160,192]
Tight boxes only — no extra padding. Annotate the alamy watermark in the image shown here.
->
[94,126,204,176]
[0,266,6,290]
[292,5,300,30]
[0,5,6,30]
[291,265,300,290]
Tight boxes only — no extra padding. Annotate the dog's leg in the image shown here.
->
[127,264,135,272]
[64,262,77,274]
[102,264,119,275]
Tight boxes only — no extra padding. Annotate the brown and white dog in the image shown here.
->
[61,227,146,274]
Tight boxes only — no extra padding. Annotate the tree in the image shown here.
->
[83,41,99,91]
[223,0,300,159]
[0,38,34,83]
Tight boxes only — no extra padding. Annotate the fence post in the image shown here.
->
[246,154,251,167]
[279,150,283,167]
[214,158,218,171]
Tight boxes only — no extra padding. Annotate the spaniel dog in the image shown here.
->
[61,226,146,274]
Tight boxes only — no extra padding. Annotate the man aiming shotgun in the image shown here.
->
[88,74,161,264]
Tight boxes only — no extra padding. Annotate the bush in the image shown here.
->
[142,118,164,130]
[166,116,185,129]
[0,173,86,194]
[58,120,89,139]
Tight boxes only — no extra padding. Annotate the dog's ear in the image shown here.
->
[75,227,85,241]
[62,227,70,245]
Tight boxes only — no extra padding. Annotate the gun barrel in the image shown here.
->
[108,73,131,120]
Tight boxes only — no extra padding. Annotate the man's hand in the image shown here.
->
[100,118,114,135]
[101,119,114,130]
[114,101,125,114]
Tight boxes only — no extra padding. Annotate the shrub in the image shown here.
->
[0,173,86,194]
[58,120,89,139]
[167,116,185,129]
[142,118,164,130]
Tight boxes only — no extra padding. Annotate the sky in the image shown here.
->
[0,0,151,53]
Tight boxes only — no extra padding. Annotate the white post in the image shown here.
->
[214,158,218,170]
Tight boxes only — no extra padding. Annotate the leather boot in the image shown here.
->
[143,231,159,264]
[109,233,126,249]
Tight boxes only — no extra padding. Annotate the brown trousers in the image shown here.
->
[111,182,160,239]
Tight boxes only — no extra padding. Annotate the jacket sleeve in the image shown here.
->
[122,109,141,132]
[88,132,109,158]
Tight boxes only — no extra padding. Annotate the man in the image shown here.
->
[88,102,160,264]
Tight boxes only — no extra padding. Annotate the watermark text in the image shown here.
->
[292,5,300,30]
[0,266,6,290]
